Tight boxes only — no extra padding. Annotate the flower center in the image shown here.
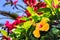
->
[39,24,43,28]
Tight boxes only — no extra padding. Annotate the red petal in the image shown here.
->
[25,10,31,17]
[39,24,43,28]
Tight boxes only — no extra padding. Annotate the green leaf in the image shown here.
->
[40,36,49,40]
[20,16,29,21]
[27,26,38,40]
[44,0,52,7]
[43,12,51,18]
[58,8,60,12]
[32,16,41,22]
[12,28,25,34]
[0,30,7,37]
[37,8,51,13]
[22,21,32,31]
[52,24,60,28]
[51,28,59,34]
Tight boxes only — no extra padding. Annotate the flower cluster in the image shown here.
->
[33,18,49,38]
[5,16,26,32]
[1,0,60,40]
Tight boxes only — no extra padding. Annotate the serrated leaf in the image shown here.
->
[44,0,52,7]
[0,30,7,37]
[22,21,32,31]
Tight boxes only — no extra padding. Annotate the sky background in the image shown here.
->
[0,0,27,24]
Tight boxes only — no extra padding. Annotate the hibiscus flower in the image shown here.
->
[33,18,50,38]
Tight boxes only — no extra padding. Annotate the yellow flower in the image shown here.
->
[33,30,40,38]
[33,18,49,38]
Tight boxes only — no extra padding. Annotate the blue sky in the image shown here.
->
[0,0,27,24]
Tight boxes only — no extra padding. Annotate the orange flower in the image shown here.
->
[33,18,49,38]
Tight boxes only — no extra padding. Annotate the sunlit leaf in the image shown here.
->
[53,0,59,5]
[22,21,32,31]
[44,0,52,7]
[20,16,29,21]
[0,30,7,37]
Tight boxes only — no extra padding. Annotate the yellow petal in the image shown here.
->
[39,17,49,25]
[40,23,49,31]
[40,19,47,25]
[35,23,40,30]
[33,30,40,38]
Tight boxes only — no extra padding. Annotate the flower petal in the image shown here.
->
[33,30,40,38]
[40,23,49,31]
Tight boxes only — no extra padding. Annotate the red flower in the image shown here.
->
[23,0,28,4]
[34,2,47,11]
[40,2,46,8]
[23,0,36,7]
[5,21,15,31]
[17,16,22,19]
[5,16,26,32]
[36,2,46,8]
[25,10,31,17]
[34,6,38,12]
[12,19,26,25]
[2,36,11,40]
